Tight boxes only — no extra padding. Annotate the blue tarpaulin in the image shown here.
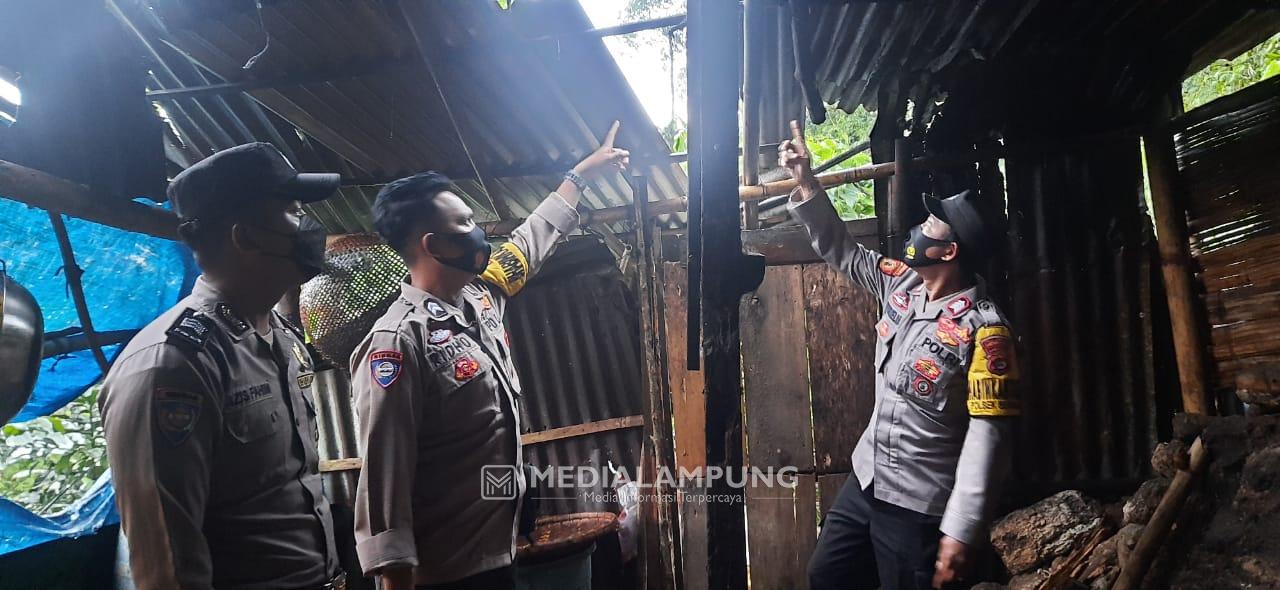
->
[0,197,195,555]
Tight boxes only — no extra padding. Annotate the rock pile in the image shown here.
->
[977,411,1280,589]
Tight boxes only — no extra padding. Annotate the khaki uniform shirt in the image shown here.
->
[791,192,1020,544]
[350,193,579,584]
[100,277,338,589]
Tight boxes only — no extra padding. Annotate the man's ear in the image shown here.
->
[418,232,434,259]
[229,222,254,254]
[941,241,960,262]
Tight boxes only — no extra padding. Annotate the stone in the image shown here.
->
[1172,412,1213,442]
[1236,364,1280,412]
[1150,439,1190,477]
[1081,533,1119,584]
[1234,445,1280,516]
[989,490,1103,575]
[1113,523,1144,567]
[1006,570,1047,590]
[1122,478,1171,526]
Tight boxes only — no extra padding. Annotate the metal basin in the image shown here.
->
[0,261,43,425]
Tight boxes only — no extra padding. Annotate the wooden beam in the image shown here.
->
[145,56,419,100]
[0,160,179,240]
[742,219,878,266]
[1143,128,1210,415]
[522,415,645,445]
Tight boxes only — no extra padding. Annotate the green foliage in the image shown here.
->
[805,104,877,220]
[1182,32,1280,111]
[496,0,513,10]
[0,387,109,515]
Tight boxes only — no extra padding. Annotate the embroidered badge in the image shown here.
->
[429,329,453,345]
[292,342,312,371]
[165,309,214,350]
[454,356,481,381]
[876,319,891,339]
[911,375,935,397]
[935,317,972,346]
[913,358,943,382]
[878,257,908,277]
[945,297,973,317]
[426,300,448,319]
[370,350,404,388]
[978,327,1013,376]
[891,291,911,312]
[297,373,315,389]
[154,389,202,445]
[886,307,902,324]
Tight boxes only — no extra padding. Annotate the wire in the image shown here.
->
[242,1,271,71]
[418,38,500,219]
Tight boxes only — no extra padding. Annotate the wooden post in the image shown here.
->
[889,137,910,258]
[740,0,763,231]
[687,2,763,588]
[1143,129,1210,415]
[1113,437,1208,590]
[633,173,683,588]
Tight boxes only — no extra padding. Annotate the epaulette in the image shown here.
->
[974,298,1006,328]
[166,309,215,352]
[273,310,307,341]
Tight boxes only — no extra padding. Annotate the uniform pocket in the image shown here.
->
[225,404,282,444]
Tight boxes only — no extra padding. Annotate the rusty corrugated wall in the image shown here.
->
[507,241,645,514]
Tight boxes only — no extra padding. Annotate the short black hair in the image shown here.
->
[372,171,456,253]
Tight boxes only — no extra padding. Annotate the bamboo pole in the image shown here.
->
[1113,437,1208,590]
[0,160,180,240]
[1143,129,1210,415]
[47,212,111,372]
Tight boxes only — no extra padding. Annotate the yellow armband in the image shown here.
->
[967,325,1020,416]
[480,242,530,297]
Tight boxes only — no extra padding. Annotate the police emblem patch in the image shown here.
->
[912,376,935,397]
[977,327,1013,376]
[876,319,891,339]
[165,309,214,350]
[297,373,315,389]
[454,356,481,381]
[370,350,404,388]
[913,358,942,382]
[878,258,908,277]
[429,329,453,345]
[945,297,973,317]
[891,291,911,311]
[154,389,202,445]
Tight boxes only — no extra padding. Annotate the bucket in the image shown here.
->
[516,512,618,590]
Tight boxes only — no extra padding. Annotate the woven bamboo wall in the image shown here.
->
[1175,77,1280,392]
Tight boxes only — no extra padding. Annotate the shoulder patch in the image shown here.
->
[369,350,404,388]
[967,325,1020,417]
[878,257,908,277]
[945,297,973,317]
[166,309,214,351]
[480,242,530,297]
[154,389,202,445]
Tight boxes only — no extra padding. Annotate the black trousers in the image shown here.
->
[808,475,946,590]
[416,565,514,590]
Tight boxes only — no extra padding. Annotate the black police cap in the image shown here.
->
[922,189,990,257]
[167,142,340,222]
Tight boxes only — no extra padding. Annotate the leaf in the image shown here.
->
[1262,59,1280,81]
[496,0,513,10]
[49,417,65,433]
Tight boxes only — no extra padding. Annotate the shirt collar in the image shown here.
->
[400,276,473,325]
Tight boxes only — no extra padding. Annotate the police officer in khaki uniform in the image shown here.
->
[100,143,346,589]
[779,122,1020,590]
[350,123,629,590]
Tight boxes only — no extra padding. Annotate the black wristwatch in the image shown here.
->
[563,169,590,194]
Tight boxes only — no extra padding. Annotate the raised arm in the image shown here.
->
[480,120,630,297]
[100,346,219,590]
[779,120,905,298]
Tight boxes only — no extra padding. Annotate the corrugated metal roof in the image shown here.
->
[115,0,686,234]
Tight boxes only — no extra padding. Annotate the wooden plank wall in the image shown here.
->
[664,259,879,588]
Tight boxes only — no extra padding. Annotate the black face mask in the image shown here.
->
[248,216,328,280]
[903,224,955,268]
[430,226,492,275]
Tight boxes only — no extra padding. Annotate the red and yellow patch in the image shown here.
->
[876,319,891,339]
[913,357,942,382]
[878,257,908,277]
[454,356,481,381]
[967,325,1020,417]
[935,317,972,346]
